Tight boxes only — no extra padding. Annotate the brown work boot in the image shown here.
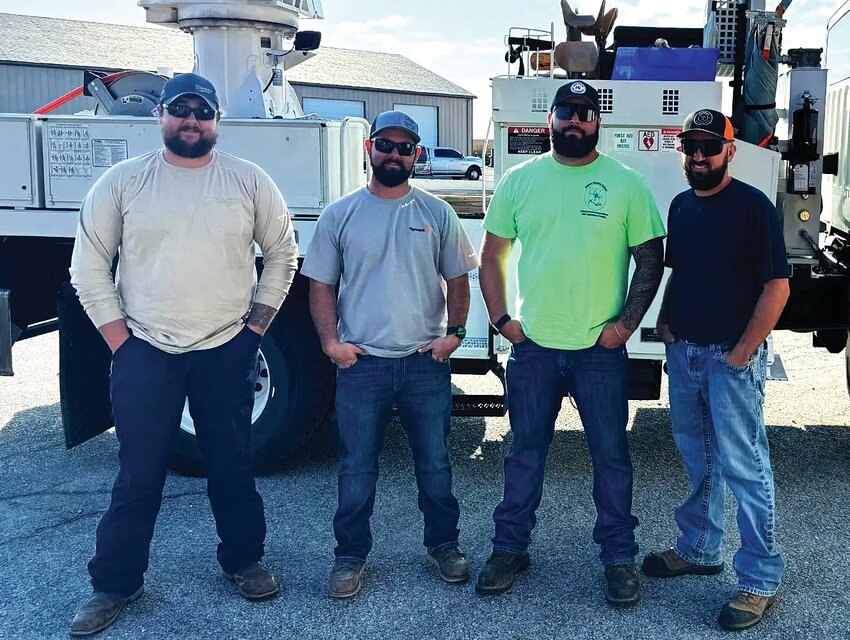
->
[428,545,470,583]
[223,561,279,600]
[642,548,725,578]
[328,559,367,598]
[718,591,776,630]
[69,587,144,636]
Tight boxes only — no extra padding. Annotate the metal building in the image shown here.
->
[0,12,475,153]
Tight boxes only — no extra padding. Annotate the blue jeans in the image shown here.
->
[492,338,638,567]
[666,339,784,596]
[333,352,460,561]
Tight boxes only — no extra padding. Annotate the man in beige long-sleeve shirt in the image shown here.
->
[68,73,298,637]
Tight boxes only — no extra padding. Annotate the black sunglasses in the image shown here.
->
[164,103,218,121]
[553,104,598,122]
[681,138,731,157]
[372,138,417,156]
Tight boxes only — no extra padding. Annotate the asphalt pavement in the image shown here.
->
[1,331,849,639]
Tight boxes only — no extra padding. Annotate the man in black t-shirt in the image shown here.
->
[640,109,789,631]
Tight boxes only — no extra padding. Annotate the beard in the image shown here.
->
[162,124,218,159]
[684,157,728,190]
[551,123,599,158]
[371,156,413,188]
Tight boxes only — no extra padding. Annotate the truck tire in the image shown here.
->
[169,287,335,476]
[466,166,482,181]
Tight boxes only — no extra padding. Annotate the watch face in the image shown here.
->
[456,326,467,340]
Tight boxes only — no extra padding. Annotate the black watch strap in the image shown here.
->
[493,314,512,333]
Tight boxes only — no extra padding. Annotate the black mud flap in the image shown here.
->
[57,282,114,448]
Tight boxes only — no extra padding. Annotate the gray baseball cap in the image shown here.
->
[370,110,421,143]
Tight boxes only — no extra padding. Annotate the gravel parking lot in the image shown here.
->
[1,331,848,639]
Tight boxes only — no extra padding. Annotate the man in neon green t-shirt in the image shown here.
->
[475,80,666,607]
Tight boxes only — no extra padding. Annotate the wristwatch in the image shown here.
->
[446,326,467,340]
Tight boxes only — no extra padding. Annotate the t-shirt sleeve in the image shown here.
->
[754,196,789,283]
[664,196,679,268]
[626,175,667,248]
[439,205,479,280]
[482,172,518,239]
[301,207,341,285]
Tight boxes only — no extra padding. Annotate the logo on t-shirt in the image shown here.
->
[409,225,432,233]
[584,182,608,209]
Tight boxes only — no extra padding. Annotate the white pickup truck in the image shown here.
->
[413,146,484,180]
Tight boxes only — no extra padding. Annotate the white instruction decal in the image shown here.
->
[47,123,92,179]
[92,139,128,167]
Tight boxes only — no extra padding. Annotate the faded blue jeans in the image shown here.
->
[666,339,785,596]
[333,352,460,562]
[492,338,639,567]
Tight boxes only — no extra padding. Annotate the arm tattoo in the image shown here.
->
[620,238,664,332]
[247,303,278,331]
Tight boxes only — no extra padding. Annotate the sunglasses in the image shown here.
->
[164,103,218,121]
[372,138,418,156]
[680,138,731,157]
[553,104,598,122]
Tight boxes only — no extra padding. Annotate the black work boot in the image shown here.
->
[475,551,530,595]
[718,592,776,630]
[428,545,470,583]
[223,561,279,600]
[69,586,144,636]
[605,564,640,607]
[328,559,367,598]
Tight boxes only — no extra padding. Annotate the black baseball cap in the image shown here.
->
[159,73,220,110]
[551,80,600,112]
[678,109,734,140]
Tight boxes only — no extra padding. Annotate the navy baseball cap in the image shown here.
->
[551,80,600,112]
[370,110,421,144]
[159,73,220,110]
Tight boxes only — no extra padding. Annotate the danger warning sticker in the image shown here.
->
[507,126,551,155]
[661,129,683,153]
[638,130,660,152]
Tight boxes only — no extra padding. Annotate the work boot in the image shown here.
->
[642,548,725,578]
[69,586,144,636]
[428,545,470,583]
[224,561,279,600]
[328,559,367,598]
[604,564,640,607]
[475,550,530,595]
[718,592,776,630]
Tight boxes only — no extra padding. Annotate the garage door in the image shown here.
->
[394,104,438,148]
[302,98,365,120]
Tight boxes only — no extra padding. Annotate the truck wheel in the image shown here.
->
[466,166,481,181]
[169,294,335,476]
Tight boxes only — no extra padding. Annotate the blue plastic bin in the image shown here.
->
[612,47,720,81]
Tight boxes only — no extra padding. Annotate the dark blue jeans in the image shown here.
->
[492,338,639,566]
[333,352,460,561]
[88,326,266,595]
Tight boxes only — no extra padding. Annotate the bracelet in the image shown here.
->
[493,314,512,333]
[613,323,627,342]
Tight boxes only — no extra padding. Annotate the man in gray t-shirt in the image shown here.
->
[302,110,477,598]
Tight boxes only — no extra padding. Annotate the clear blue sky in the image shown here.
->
[1,0,839,136]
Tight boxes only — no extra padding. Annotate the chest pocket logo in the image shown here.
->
[584,182,608,210]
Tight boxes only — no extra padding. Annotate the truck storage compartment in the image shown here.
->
[612,47,720,81]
